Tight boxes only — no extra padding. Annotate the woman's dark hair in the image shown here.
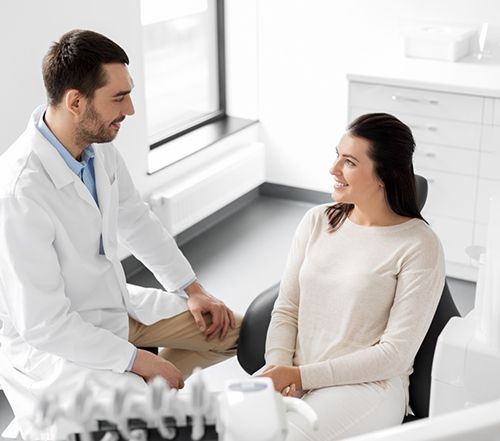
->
[42,29,129,106]
[325,113,426,231]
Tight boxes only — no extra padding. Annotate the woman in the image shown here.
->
[260,113,445,440]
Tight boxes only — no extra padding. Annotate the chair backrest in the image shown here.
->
[414,174,428,213]
[237,283,279,374]
[236,174,461,418]
[409,280,459,417]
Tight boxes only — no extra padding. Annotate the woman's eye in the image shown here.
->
[346,159,355,166]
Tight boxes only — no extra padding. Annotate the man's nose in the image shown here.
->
[124,95,135,116]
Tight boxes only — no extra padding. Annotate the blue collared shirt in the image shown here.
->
[37,114,99,206]
[36,111,137,371]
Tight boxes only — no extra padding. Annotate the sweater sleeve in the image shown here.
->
[265,207,317,366]
[299,230,445,390]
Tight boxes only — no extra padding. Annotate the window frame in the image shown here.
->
[148,0,227,150]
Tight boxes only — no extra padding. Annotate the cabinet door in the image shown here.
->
[349,82,484,123]
[474,223,488,249]
[426,214,474,265]
[475,178,500,224]
[350,107,482,151]
[414,143,478,177]
[480,126,500,181]
[494,98,500,126]
[418,170,476,222]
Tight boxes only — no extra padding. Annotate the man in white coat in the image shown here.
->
[0,29,240,439]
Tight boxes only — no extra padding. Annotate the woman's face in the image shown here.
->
[329,133,384,206]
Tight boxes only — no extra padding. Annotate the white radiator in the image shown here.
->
[149,142,266,236]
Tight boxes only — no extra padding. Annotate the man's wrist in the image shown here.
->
[126,347,138,372]
[184,280,204,297]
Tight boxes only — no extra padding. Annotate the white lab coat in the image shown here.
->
[0,106,195,439]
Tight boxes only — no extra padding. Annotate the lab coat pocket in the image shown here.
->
[25,349,61,383]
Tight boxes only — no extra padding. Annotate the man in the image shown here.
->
[0,29,240,439]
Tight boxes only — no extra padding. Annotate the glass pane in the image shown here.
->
[141,0,220,145]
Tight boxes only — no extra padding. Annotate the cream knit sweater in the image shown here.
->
[265,204,445,395]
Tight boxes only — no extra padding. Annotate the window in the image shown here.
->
[140,0,225,148]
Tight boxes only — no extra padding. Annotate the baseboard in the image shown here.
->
[259,182,331,205]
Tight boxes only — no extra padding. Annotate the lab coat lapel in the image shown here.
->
[31,128,99,212]
[93,148,116,259]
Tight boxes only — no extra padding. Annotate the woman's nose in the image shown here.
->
[330,160,340,175]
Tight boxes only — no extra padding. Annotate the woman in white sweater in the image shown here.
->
[260,113,445,440]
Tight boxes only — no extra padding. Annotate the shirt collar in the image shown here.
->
[36,110,95,176]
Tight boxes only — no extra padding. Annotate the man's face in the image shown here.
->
[76,63,135,145]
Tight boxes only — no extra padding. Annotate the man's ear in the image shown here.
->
[64,89,84,117]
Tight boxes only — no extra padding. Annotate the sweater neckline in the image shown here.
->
[344,216,421,233]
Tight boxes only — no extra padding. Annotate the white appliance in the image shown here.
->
[216,377,318,441]
[430,192,500,415]
[27,371,318,441]
[402,24,477,62]
[343,398,500,441]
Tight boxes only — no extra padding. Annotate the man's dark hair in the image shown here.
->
[42,29,129,106]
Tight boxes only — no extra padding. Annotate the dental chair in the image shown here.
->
[236,175,461,422]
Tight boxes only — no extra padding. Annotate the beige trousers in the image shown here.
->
[128,311,241,378]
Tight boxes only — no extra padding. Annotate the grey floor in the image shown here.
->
[0,195,477,438]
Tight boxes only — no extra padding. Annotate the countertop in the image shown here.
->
[347,53,500,98]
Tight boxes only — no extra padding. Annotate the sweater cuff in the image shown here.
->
[265,349,294,366]
[299,360,333,390]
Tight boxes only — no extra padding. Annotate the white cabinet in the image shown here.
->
[494,99,500,126]
[348,78,499,281]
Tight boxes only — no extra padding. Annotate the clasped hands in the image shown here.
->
[185,280,237,342]
[132,281,236,389]
[258,364,303,397]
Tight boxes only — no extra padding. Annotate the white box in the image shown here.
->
[403,25,477,62]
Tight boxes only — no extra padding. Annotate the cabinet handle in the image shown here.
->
[415,151,437,158]
[391,95,439,105]
[409,124,438,132]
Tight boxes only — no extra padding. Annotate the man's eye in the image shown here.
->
[115,97,125,102]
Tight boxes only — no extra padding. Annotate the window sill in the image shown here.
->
[147,116,258,175]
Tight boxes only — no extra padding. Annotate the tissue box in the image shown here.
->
[403,25,476,62]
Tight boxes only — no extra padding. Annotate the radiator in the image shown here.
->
[149,142,266,236]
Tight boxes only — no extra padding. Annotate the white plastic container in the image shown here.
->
[403,25,477,62]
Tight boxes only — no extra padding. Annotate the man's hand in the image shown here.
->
[185,281,237,341]
[258,364,303,396]
[131,349,184,389]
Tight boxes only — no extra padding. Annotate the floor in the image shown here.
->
[0,195,477,439]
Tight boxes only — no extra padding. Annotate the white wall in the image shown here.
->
[0,0,259,198]
[2,0,499,196]
[257,0,500,192]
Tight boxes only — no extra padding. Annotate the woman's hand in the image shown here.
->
[258,364,303,396]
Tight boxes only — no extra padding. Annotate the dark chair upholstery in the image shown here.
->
[407,281,459,418]
[414,174,428,212]
[237,283,279,374]
[236,174,460,421]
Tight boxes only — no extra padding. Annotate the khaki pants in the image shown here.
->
[128,311,241,378]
